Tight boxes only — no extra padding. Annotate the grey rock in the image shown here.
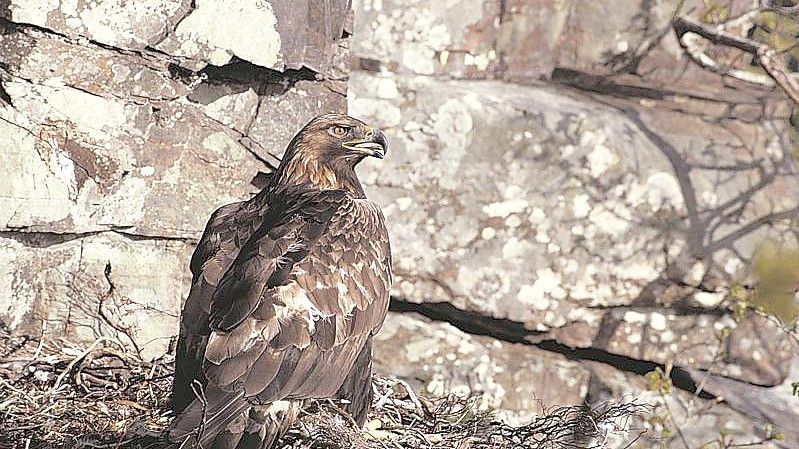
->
[586,361,797,448]
[351,0,791,106]
[373,312,591,425]
[0,1,351,359]
[352,0,501,78]
[351,0,689,82]
[684,361,799,441]
[4,0,350,75]
[0,231,193,360]
[155,0,350,73]
[349,0,799,441]
[597,310,794,387]
[6,0,189,50]
[350,71,799,387]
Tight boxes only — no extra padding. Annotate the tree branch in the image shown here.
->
[673,15,799,106]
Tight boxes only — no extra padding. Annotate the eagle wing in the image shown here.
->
[170,185,392,444]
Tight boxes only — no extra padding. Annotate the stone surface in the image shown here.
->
[0,78,263,237]
[373,312,590,425]
[156,0,284,69]
[0,231,193,360]
[348,0,799,441]
[351,0,709,83]
[6,0,189,49]
[597,310,794,386]
[0,1,351,359]
[4,0,350,75]
[1,0,797,440]
[350,71,798,386]
[352,0,501,78]
[351,0,789,110]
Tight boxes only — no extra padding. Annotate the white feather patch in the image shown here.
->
[273,282,332,334]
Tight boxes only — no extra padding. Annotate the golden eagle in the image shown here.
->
[169,114,392,448]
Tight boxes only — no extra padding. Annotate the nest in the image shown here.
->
[0,335,647,449]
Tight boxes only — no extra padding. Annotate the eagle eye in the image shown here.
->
[329,125,349,138]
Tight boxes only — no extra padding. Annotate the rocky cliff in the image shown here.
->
[351,0,799,446]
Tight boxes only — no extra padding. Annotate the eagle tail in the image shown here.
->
[335,337,374,425]
[168,386,248,448]
[237,401,302,449]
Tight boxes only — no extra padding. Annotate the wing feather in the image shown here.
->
[243,349,284,396]
[171,199,264,413]
[204,340,268,389]
[209,188,347,332]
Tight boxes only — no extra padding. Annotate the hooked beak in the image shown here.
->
[343,128,388,159]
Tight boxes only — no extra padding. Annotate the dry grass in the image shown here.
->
[0,334,647,449]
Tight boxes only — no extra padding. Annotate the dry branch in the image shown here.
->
[673,15,799,105]
[0,340,649,449]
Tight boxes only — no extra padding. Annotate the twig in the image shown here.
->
[325,398,362,429]
[673,15,799,106]
[658,389,691,449]
[750,307,799,348]
[391,378,424,415]
[0,378,31,404]
[186,378,209,447]
[30,320,46,363]
[2,337,650,449]
[51,337,123,393]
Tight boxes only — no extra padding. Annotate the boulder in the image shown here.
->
[350,0,752,87]
[350,71,799,387]
[0,231,193,360]
[586,361,799,447]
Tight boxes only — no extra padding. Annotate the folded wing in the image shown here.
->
[170,185,392,446]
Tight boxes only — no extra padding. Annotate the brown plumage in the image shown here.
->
[169,114,392,449]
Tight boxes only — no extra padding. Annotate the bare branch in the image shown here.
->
[673,15,799,105]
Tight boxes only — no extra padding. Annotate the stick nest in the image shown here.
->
[0,334,647,449]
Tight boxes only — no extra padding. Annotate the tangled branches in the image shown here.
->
[0,338,648,449]
[284,378,648,449]
[0,337,171,449]
[672,1,799,106]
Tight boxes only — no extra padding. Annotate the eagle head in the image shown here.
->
[293,113,387,162]
[275,114,388,194]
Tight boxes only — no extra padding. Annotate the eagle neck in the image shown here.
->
[271,153,367,198]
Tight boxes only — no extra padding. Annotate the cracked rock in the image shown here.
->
[7,0,188,50]
[0,0,352,358]
[586,361,798,447]
[350,71,799,387]
[156,0,350,73]
[373,312,590,425]
[0,231,193,360]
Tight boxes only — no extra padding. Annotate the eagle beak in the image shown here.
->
[344,128,388,159]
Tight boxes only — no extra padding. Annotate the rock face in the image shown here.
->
[0,1,351,359]
[0,232,192,358]
[351,72,797,385]
[586,360,797,448]
[350,0,799,444]
[373,312,590,425]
